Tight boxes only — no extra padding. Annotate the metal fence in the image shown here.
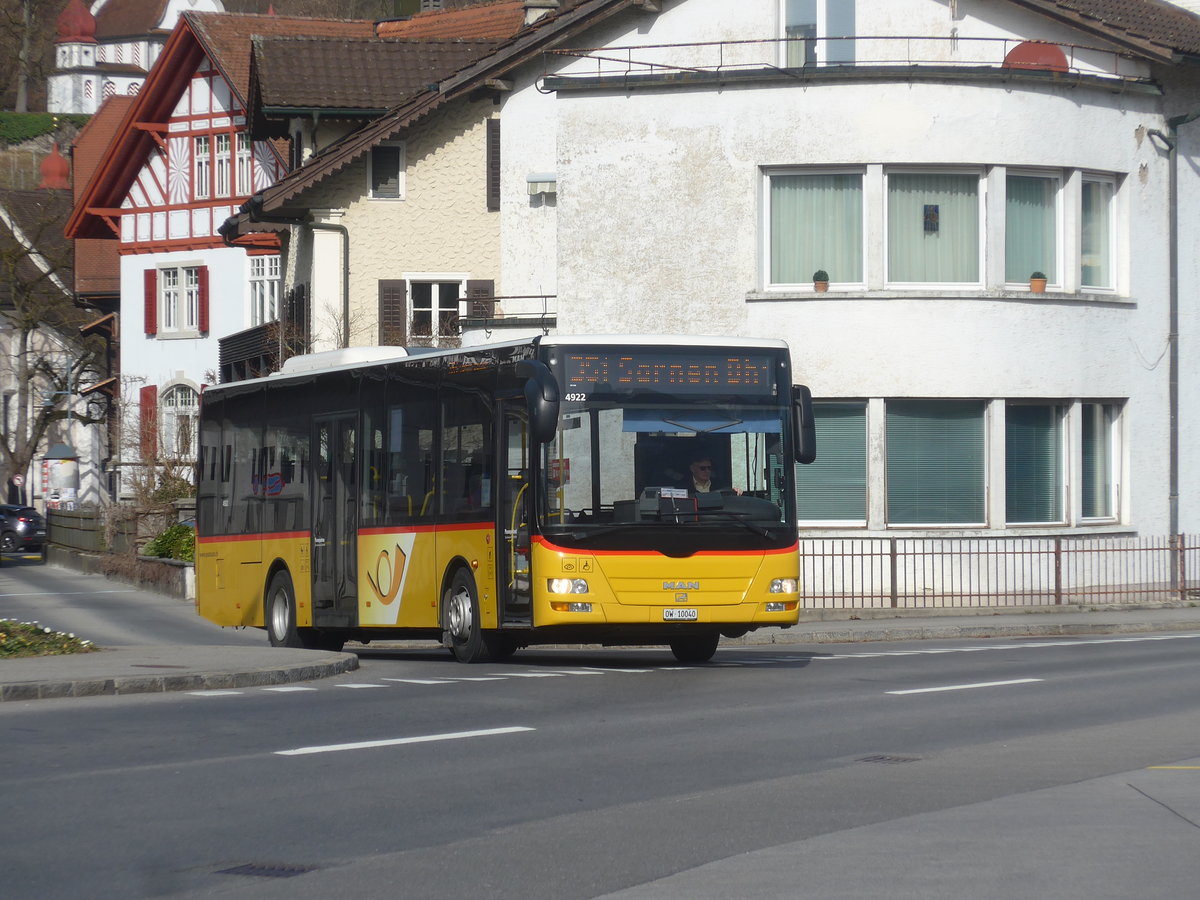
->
[800,535,1200,609]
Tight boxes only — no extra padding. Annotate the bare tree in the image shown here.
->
[0,187,105,498]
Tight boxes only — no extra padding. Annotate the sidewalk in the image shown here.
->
[2,603,1199,703]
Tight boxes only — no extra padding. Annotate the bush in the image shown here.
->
[0,112,91,146]
[143,523,195,562]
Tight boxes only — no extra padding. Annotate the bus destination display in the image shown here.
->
[561,350,776,397]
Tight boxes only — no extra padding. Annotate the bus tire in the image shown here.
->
[669,632,720,663]
[443,569,500,664]
[265,570,302,648]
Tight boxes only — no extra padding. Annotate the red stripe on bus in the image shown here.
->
[532,536,798,556]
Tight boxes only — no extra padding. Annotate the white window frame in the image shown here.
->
[214,133,231,198]
[369,142,406,200]
[160,382,200,461]
[1077,400,1121,523]
[764,167,867,290]
[250,256,281,327]
[236,133,252,196]
[884,167,985,290]
[194,135,211,200]
[1004,168,1063,290]
[1003,401,1067,526]
[779,0,856,67]
[1080,173,1117,293]
[406,273,466,345]
[159,264,202,336]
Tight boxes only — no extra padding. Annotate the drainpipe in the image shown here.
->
[1150,111,1198,579]
[220,196,351,349]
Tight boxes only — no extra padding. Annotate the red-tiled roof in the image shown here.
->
[187,12,377,104]
[71,96,131,295]
[375,1,527,40]
[1014,0,1200,57]
[94,0,170,39]
[254,37,501,110]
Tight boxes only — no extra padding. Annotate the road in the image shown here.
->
[2,559,1199,899]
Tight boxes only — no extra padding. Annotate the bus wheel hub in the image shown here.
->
[447,588,472,640]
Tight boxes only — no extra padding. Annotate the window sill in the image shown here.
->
[154,330,204,340]
[748,289,1132,305]
[797,524,1135,539]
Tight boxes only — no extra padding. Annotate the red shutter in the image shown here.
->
[197,266,210,333]
[144,269,157,335]
[139,385,158,459]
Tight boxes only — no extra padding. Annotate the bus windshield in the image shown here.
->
[540,398,795,551]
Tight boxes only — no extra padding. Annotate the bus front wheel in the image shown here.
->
[669,632,720,663]
[443,569,511,663]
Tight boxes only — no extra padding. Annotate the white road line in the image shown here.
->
[262,686,318,692]
[577,667,654,674]
[887,678,1044,696]
[187,690,244,697]
[449,676,508,682]
[814,633,1200,660]
[381,678,456,685]
[276,726,535,757]
[505,672,564,678]
[333,683,389,689]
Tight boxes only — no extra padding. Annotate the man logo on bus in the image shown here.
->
[664,581,700,591]
[367,545,407,606]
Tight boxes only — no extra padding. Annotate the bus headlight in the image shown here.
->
[769,577,798,594]
[548,578,589,594]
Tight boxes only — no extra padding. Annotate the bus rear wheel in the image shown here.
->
[669,632,720,663]
[266,570,301,648]
[443,569,511,663]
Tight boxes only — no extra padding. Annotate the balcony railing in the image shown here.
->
[544,35,1152,89]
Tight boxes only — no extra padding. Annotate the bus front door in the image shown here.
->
[311,413,358,628]
[498,402,531,625]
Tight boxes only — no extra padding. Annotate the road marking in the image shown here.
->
[276,726,535,757]
[262,686,318,692]
[812,633,1200,660]
[887,678,1044,695]
[333,683,389,689]
[505,672,564,678]
[381,678,456,685]
[187,690,244,697]
[0,589,140,598]
[448,676,507,682]
[1148,766,1200,770]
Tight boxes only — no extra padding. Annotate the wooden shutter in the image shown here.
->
[197,266,210,333]
[143,269,157,335]
[378,280,407,345]
[486,118,501,212]
[466,279,495,319]
[139,384,158,459]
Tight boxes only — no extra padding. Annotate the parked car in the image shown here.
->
[0,505,47,553]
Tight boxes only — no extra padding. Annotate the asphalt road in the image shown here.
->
[3,610,1200,898]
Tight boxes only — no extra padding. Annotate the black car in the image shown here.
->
[0,505,47,553]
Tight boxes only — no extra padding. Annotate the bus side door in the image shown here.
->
[311,413,358,627]
[498,400,531,624]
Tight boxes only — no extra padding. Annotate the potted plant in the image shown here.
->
[813,269,830,292]
[1029,271,1048,293]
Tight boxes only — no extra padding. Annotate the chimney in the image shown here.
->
[525,0,559,26]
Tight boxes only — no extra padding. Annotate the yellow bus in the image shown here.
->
[195,335,816,663]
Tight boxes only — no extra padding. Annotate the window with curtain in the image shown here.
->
[1005,403,1064,524]
[796,402,867,522]
[887,173,980,283]
[770,172,863,285]
[886,400,985,525]
[1081,402,1118,519]
[1006,174,1058,284]
[1082,178,1114,289]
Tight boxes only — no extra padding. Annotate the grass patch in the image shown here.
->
[0,620,97,658]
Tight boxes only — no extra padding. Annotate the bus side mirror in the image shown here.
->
[517,359,560,444]
[792,384,817,465]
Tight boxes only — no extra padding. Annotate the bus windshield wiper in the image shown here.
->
[690,508,775,538]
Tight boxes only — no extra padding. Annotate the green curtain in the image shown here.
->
[771,173,863,284]
[1005,174,1056,283]
[1005,404,1063,523]
[1081,402,1115,518]
[887,400,985,524]
[1082,180,1113,289]
[887,174,979,283]
[796,403,867,521]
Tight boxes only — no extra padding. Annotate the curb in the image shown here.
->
[0,652,360,703]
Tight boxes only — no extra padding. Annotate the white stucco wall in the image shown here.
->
[495,0,1196,536]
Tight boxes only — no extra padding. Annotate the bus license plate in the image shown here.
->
[663,608,698,621]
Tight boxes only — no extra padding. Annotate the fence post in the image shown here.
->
[889,538,898,608]
[1174,534,1186,604]
[1054,538,1062,605]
